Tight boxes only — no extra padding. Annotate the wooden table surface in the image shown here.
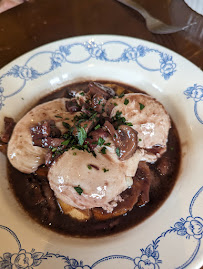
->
[0,0,202,268]
[0,0,203,70]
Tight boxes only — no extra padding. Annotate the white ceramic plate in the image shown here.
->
[184,0,203,16]
[0,35,203,269]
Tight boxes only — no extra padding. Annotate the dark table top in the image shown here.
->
[0,0,203,70]
[0,0,202,267]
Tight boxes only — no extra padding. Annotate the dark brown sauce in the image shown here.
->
[7,81,181,237]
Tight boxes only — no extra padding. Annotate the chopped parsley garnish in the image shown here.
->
[116,147,120,157]
[94,124,101,130]
[55,115,63,118]
[74,186,83,195]
[139,138,142,141]
[100,147,107,154]
[89,112,98,121]
[73,152,77,156]
[115,111,122,118]
[61,138,71,146]
[104,142,111,146]
[98,137,105,146]
[125,122,133,126]
[62,122,71,129]
[83,144,88,150]
[80,92,85,96]
[124,98,129,105]
[139,103,145,110]
[114,103,118,106]
[112,110,126,124]
[77,127,87,145]
[103,168,109,173]
[112,110,133,128]
[84,124,88,128]
[87,165,92,170]
[119,92,125,98]
[51,147,57,152]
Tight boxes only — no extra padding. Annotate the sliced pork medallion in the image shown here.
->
[48,140,143,212]
[108,93,171,159]
[7,98,76,174]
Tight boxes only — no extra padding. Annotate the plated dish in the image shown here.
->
[1,80,181,237]
[0,35,202,269]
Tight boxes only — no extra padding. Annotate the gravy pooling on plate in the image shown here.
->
[0,81,181,237]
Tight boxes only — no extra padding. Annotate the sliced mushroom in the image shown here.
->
[85,128,109,150]
[72,116,100,137]
[134,161,154,206]
[104,121,138,160]
[88,82,115,99]
[31,120,61,141]
[91,94,107,113]
[65,99,81,113]
[33,137,65,148]
[0,117,15,143]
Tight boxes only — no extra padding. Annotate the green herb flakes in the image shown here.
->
[73,152,77,156]
[98,137,105,146]
[139,138,142,142]
[116,147,120,157]
[100,147,107,154]
[77,127,87,146]
[124,98,129,105]
[126,122,133,126]
[61,139,71,146]
[115,111,122,118]
[89,112,98,121]
[74,186,83,195]
[104,142,111,146]
[114,103,118,106]
[87,165,92,170]
[139,103,145,110]
[119,92,125,98]
[51,148,57,152]
[103,168,109,173]
[80,92,85,96]
[55,115,62,118]
[94,124,101,130]
[62,122,71,129]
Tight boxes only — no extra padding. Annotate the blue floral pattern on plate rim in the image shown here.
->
[0,39,177,110]
[0,38,202,124]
